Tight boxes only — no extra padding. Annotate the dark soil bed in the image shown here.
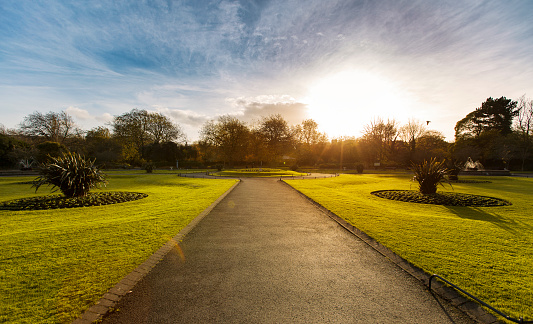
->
[451,179,492,184]
[371,190,510,207]
[0,192,148,210]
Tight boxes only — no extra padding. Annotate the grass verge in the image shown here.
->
[285,174,533,322]
[0,174,237,323]
[211,168,307,177]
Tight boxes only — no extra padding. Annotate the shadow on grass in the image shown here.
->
[444,206,531,234]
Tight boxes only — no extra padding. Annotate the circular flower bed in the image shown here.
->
[0,192,148,211]
[371,190,510,207]
[451,179,492,184]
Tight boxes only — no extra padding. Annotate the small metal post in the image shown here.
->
[429,274,435,290]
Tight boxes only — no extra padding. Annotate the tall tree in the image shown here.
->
[112,109,185,161]
[453,97,520,169]
[85,126,121,165]
[257,114,295,163]
[113,109,152,161]
[148,112,185,144]
[455,97,518,139]
[19,111,79,143]
[414,130,449,162]
[0,133,31,168]
[199,115,250,167]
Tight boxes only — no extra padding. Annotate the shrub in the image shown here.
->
[36,141,67,163]
[318,163,337,169]
[447,161,462,181]
[356,164,364,174]
[290,164,299,171]
[411,158,450,194]
[144,161,155,173]
[32,152,107,198]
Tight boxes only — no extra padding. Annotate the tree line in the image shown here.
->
[1,95,532,170]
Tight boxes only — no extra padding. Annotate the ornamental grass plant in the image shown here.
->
[411,157,450,194]
[32,152,107,198]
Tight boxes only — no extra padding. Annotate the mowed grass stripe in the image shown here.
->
[0,174,237,323]
[286,174,533,322]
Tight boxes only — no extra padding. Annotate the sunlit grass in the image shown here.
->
[286,174,533,322]
[299,167,411,175]
[212,168,307,177]
[0,174,237,323]
[103,168,209,175]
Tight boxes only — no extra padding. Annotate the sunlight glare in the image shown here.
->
[304,70,413,138]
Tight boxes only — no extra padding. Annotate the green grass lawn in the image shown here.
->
[103,168,209,175]
[286,174,533,322]
[299,167,412,175]
[211,168,307,177]
[0,174,237,323]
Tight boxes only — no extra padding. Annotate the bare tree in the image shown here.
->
[294,119,328,146]
[19,111,79,143]
[292,119,328,166]
[362,118,399,164]
[515,95,533,137]
[514,95,533,170]
[148,112,186,144]
[399,118,427,162]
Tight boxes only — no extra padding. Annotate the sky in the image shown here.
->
[1,0,532,142]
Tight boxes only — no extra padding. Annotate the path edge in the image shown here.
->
[72,180,241,324]
[279,179,501,324]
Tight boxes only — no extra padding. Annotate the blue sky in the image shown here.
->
[1,0,532,141]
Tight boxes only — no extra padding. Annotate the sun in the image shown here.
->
[304,69,413,138]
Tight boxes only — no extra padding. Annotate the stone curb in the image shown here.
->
[72,180,241,324]
[279,179,501,324]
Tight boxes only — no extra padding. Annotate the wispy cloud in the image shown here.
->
[227,95,309,125]
[1,0,532,140]
[153,106,208,128]
[65,107,113,125]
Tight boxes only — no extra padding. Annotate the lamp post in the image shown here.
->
[340,138,344,172]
